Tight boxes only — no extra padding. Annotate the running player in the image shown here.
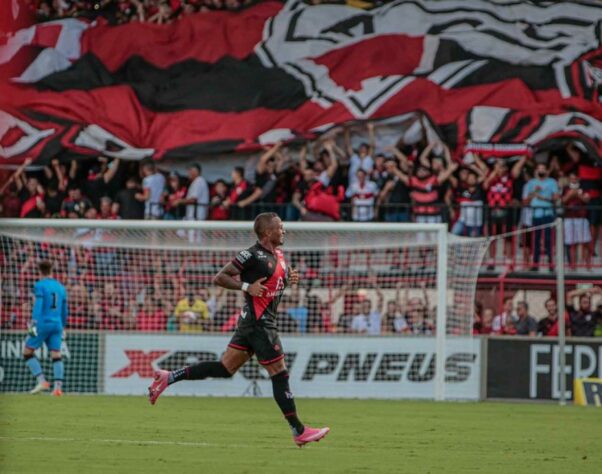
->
[23,260,68,396]
[149,213,329,447]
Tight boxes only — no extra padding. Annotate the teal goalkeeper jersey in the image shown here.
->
[32,278,68,328]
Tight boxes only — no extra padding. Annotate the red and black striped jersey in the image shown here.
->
[231,242,288,328]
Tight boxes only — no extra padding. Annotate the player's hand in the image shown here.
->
[27,321,38,337]
[288,267,300,286]
[248,277,268,297]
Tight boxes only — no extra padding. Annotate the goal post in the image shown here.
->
[0,218,488,400]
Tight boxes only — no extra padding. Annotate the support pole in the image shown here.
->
[556,218,566,406]
[434,226,448,401]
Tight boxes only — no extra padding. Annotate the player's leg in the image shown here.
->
[170,346,249,384]
[23,333,49,394]
[148,332,251,404]
[255,326,329,446]
[47,328,64,396]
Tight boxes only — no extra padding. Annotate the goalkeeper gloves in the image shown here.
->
[27,321,38,337]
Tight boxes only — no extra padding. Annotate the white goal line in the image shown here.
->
[0,435,260,449]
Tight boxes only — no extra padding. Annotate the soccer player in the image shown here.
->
[23,260,68,396]
[149,213,330,447]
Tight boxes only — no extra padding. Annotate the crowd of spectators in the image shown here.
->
[2,250,600,336]
[28,0,384,25]
[473,286,602,338]
[2,123,602,270]
[30,0,258,25]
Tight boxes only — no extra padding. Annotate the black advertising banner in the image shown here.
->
[487,337,602,400]
[0,331,99,393]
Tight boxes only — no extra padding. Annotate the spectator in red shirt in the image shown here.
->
[483,155,528,266]
[136,299,167,332]
[562,173,592,270]
[209,179,230,220]
[293,146,341,221]
[15,174,45,218]
[1,300,30,330]
[227,166,253,220]
[1,182,23,217]
[99,196,119,219]
[390,142,458,223]
[67,282,90,329]
[538,298,571,337]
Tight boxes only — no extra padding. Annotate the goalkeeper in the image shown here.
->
[149,213,329,447]
[23,260,68,396]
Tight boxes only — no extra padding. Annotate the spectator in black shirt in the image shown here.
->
[12,160,45,218]
[61,185,92,218]
[43,159,68,193]
[115,176,144,219]
[44,182,64,217]
[378,157,411,222]
[83,157,121,209]
[236,142,283,213]
[566,286,602,337]
[513,301,537,336]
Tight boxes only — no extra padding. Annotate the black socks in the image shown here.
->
[167,363,305,436]
[271,370,304,436]
[169,362,232,385]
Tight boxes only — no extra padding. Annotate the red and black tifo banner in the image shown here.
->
[2,0,602,164]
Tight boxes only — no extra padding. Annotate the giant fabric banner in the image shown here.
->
[104,334,481,399]
[2,0,602,162]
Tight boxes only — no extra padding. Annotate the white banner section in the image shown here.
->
[104,334,481,399]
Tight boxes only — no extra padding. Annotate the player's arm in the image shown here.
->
[256,142,283,174]
[102,157,120,183]
[61,289,69,329]
[418,141,436,169]
[510,154,528,179]
[213,262,267,297]
[323,141,339,178]
[135,185,150,202]
[236,186,262,208]
[436,161,459,185]
[32,282,44,323]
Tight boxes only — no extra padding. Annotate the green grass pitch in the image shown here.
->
[0,395,599,473]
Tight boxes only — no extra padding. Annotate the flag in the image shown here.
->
[1,0,602,164]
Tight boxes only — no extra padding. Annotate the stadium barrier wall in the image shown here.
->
[104,334,481,400]
[7,331,601,402]
[486,336,602,401]
[0,331,100,393]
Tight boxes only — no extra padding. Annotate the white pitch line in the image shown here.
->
[0,436,253,449]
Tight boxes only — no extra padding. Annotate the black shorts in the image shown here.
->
[487,207,516,236]
[228,324,284,366]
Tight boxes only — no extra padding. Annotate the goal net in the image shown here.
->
[0,219,489,400]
